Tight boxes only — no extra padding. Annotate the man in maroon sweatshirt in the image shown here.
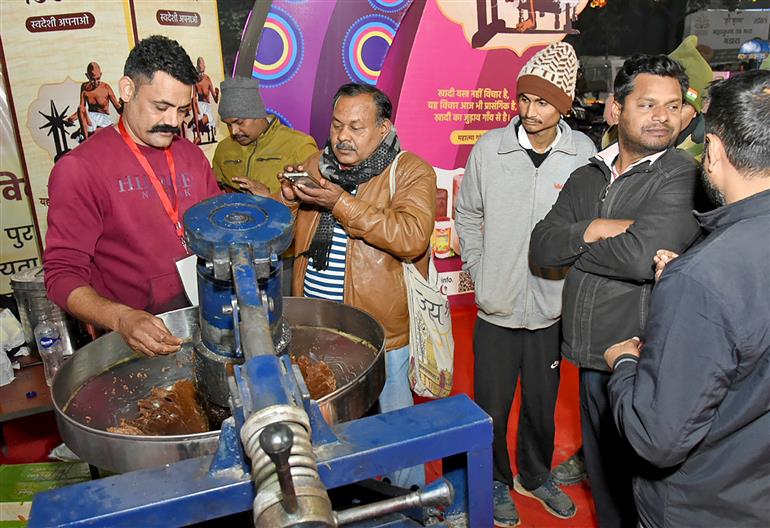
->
[44,36,220,357]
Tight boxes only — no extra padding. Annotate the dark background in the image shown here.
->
[565,0,770,57]
[217,0,254,76]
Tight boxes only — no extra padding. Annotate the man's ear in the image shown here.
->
[704,133,724,172]
[118,76,135,104]
[704,134,727,166]
[611,98,622,124]
[379,118,392,139]
[682,103,697,121]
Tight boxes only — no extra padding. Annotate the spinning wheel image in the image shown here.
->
[472,0,579,48]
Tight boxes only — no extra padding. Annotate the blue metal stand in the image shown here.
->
[29,395,492,527]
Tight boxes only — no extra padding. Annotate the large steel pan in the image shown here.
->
[52,298,385,473]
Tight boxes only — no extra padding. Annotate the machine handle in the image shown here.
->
[259,423,298,514]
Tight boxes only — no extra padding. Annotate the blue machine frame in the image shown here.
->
[29,194,493,526]
[30,392,492,526]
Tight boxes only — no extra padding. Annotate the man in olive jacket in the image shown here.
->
[529,55,701,527]
[279,83,436,490]
[213,77,318,195]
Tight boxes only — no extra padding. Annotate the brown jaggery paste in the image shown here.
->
[295,355,337,399]
[107,379,208,436]
[105,354,337,437]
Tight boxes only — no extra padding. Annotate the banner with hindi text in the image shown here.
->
[0,0,225,249]
[0,56,40,294]
[378,0,590,304]
[0,0,135,245]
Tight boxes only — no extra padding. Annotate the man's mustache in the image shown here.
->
[643,125,673,133]
[335,142,356,151]
[150,124,180,134]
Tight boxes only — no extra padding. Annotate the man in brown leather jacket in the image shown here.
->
[279,83,436,489]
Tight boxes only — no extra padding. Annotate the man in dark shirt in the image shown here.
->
[530,55,701,526]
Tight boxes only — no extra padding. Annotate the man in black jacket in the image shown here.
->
[529,55,701,527]
[604,70,770,528]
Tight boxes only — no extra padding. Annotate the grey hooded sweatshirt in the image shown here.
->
[456,117,596,330]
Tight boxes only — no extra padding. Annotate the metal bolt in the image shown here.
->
[259,423,297,514]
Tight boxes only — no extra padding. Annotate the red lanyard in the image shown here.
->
[117,119,187,251]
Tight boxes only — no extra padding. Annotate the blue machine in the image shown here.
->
[29,194,493,527]
[185,194,294,409]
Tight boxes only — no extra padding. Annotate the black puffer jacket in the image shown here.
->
[529,147,701,371]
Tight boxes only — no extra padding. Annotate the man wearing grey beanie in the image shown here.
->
[213,76,317,296]
[213,76,317,196]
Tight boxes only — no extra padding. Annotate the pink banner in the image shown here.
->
[379,0,589,304]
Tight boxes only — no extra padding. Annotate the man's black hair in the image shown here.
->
[613,54,689,105]
[123,35,198,86]
[333,83,392,124]
[706,70,770,178]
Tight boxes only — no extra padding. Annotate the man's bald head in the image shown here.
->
[86,62,102,83]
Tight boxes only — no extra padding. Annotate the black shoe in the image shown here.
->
[493,480,520,527]
[551,450,587,486]
[513,475,576,519]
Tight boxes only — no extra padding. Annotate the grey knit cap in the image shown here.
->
[218,77,267,119]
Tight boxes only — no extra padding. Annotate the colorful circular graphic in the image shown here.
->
[368,0,410,14]
[342,15,398,85]
[253,7,303,87]
[266,108,293,129]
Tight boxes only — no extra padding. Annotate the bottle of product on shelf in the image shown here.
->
[433,216,453,259]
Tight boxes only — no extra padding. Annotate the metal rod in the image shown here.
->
[335,480,453,526]
[230,244,275,359]
[233,0,273,78]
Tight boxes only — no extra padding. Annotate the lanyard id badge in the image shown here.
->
[117,119,189,253]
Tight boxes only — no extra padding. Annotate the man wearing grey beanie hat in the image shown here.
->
[213,76,317,196]
[213,76,317,296]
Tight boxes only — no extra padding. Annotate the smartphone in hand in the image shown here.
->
[280,171,321,189]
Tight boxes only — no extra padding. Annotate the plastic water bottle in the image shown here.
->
[34,317,65,387]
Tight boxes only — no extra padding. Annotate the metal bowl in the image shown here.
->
[52,298,385,473]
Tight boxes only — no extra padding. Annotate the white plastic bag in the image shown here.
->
[389,153,454,398]
[403,257,454,398]
[0,308,25,386]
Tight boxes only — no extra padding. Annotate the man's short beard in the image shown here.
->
[619,130,674,158]
[700,165,725,207]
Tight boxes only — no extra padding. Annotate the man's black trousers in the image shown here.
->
[580,368,639,527]
[473,318,561,490]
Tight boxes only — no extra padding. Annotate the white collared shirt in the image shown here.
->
[518,123,562,154]
[596,142,666,182]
